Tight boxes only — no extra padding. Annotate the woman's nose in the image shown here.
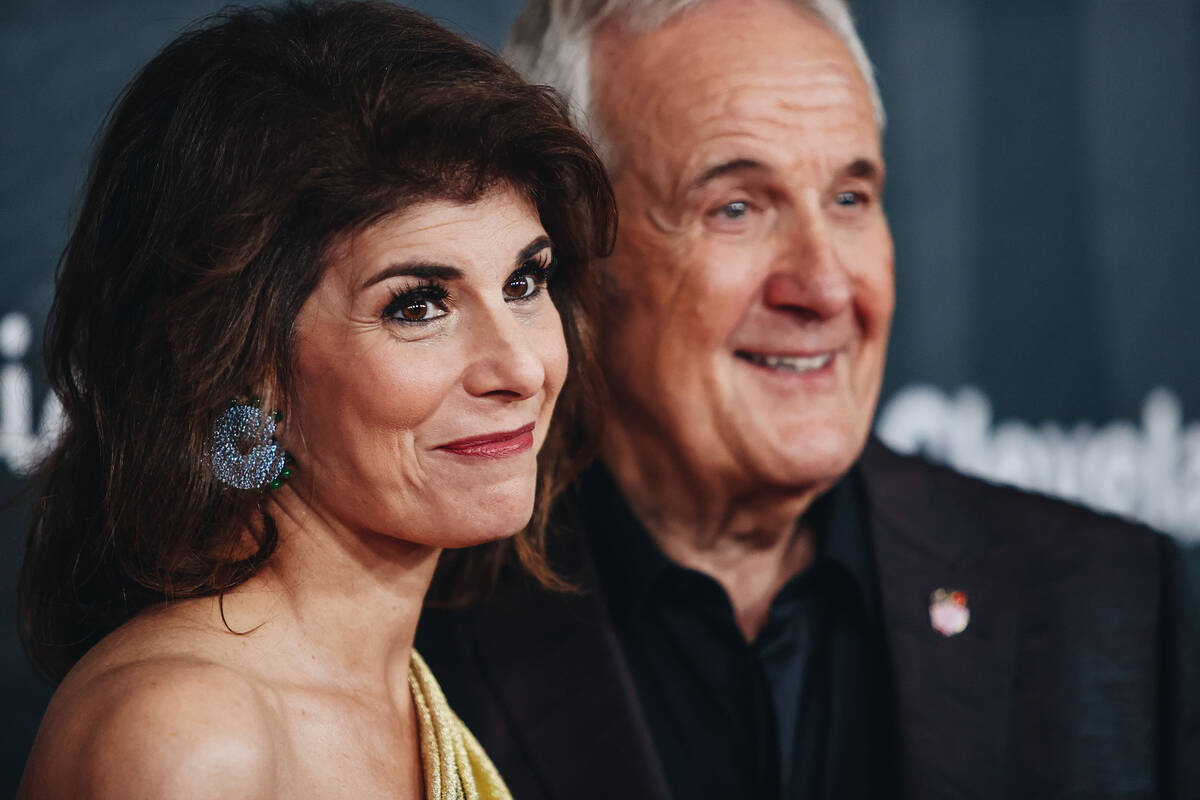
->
[460,309,546,400]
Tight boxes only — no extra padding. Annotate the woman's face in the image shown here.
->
[285,185,568,549]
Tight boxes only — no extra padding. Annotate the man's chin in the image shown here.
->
[749,429,867,493]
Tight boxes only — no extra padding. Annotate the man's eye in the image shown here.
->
[716,200,750,219]
[503,274,538,300]
[835,191,865,206]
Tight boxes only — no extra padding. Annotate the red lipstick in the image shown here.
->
[436,422,535,459]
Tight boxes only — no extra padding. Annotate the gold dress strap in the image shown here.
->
[409,650,513,800]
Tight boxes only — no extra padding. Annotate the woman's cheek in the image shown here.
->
[358,343,459,429]
[539,307,570,400]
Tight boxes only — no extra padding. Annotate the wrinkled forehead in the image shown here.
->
[591,0,879,181]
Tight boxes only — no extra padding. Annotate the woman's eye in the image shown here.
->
[503,258,552,301]
[835,191,865,207]
[503,274,538,300]
[384,286,449,324]
[397,298,445,321]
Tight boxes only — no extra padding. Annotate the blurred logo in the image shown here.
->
[879,384,1200,541]
[1,311,62,475]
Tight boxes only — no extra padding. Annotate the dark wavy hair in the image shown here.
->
[18,0,615,684]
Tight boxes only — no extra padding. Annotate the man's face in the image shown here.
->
[592,0,894,497]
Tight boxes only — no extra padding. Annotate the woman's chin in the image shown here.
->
[429,490,537,550]
[435,519,529,550]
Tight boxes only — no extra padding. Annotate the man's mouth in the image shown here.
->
[734,350,834,374]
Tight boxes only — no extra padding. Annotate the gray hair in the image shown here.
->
[505,0,886,168]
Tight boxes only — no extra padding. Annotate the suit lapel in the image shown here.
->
[861,440,1020,798]
[465,440,1022,799]
[468,572,672,800]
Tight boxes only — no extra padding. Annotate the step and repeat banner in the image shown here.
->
[2,0,1197,791]
[857,0,1200,544]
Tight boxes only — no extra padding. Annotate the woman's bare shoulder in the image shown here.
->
[20,623,282,799]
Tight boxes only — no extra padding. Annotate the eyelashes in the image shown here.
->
[381,253,556,327]
[382,280,450,324]
[514,247,557,286]
[504,257,555,301]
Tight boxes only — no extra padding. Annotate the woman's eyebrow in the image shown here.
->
[361,263,464,290]
[359,236,552,290]
[515,235,553,265]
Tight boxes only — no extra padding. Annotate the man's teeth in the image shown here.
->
[737,351,833,373]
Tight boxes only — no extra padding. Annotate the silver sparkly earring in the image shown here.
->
[207,397,293,491]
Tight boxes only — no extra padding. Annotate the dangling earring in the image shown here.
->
[207,397,293,491]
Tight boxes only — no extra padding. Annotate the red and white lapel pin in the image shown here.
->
[929,588,970,637]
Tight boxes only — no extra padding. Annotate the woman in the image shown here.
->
[16,2,613,797]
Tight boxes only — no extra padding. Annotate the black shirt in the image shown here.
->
[584,466,897,800]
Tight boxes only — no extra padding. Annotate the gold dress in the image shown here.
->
[409,650,512,800]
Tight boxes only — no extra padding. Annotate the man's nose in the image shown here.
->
[762,194,852,320]
[460,307,545,401]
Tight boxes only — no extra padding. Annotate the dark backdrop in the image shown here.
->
[2,0,1197,792]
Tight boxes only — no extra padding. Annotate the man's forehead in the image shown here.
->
[679,68,873,137]
[593,0,867,96]
[592,1,878,176]
[597,63,880,201]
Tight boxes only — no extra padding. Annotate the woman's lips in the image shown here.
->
[436,422,535,459]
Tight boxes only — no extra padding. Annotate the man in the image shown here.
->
[418,1,1198,797]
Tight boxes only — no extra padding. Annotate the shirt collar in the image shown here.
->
[809,464,880,623]
[583,462,879,625]
[580,463,675,621]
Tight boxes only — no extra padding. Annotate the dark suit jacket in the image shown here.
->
[417,439,1199,799]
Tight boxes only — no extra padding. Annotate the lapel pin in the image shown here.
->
[929,588,970,637]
